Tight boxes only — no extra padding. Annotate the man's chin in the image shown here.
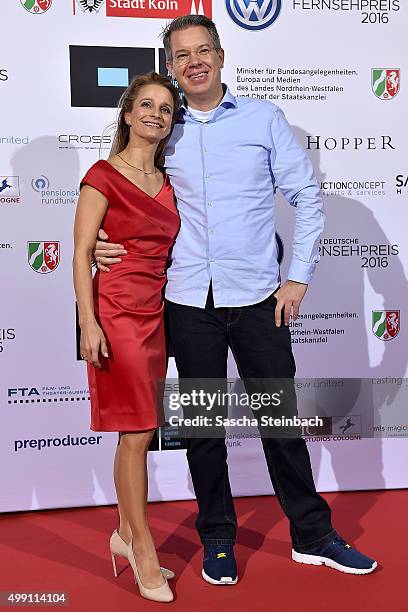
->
[183,84,212,98]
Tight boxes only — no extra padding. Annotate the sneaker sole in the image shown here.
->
[202,569,238,585]
[292,549,377,575]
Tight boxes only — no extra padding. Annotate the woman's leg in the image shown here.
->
[114,430,164,588]
[113,438,132,544]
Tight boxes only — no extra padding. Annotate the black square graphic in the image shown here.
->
[69,46,156,108]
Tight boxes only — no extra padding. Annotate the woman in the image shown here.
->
[73,72,181,603]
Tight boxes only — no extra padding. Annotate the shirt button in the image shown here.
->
[209,229,214,234]
[204,148,208,153]
[209,258,215,263]
[207,202,212,207]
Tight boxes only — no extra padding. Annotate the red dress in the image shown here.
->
[80,160,180,432]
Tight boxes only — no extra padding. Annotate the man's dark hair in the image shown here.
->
[161,14,222,61]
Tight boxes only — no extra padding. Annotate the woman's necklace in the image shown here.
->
[117,153,157,175]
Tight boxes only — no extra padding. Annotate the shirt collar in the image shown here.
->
[178,84,237,120]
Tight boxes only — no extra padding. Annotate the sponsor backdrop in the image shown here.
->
[1,0,407,513]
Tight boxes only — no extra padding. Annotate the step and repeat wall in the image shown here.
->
[1,1,407,513]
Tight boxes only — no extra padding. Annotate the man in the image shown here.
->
[95,14,377,584]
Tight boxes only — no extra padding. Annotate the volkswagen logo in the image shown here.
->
[225,0,282,31]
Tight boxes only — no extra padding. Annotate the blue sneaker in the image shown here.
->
[202,544,238,585]
[292,534,377,575]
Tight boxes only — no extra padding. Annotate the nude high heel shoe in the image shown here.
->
[127,540,174,603]
[109,530,175,580]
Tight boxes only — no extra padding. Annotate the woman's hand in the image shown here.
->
[80,322,109,368]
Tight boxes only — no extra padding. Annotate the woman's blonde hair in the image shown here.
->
[110,71,181,167]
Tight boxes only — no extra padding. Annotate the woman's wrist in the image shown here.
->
[79,317,98,329]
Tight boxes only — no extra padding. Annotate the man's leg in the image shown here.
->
[228,293,377,573]
[165,294,237,545]
[227,293,334,550]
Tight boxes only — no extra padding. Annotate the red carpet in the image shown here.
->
[0,491,405,611]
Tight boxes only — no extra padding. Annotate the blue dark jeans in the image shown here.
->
[165,286,335,551]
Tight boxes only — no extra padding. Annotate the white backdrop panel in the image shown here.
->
[1,0,407,512]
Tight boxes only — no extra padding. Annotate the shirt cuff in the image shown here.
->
[287,259,317,284]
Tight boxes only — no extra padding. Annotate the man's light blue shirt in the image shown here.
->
[164,86,324,308]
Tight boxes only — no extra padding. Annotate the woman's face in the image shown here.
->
[125,84,175,145]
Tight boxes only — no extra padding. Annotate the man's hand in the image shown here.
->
[274,280,308,327]
[94,229,127,272]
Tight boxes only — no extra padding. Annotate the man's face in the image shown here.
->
[166,26,224,102]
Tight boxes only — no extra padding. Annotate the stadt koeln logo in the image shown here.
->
[76,0,104,13]
[372,310,400,341]
[76,0,213,18]
[28,242,60,274]
[372,68,400,100]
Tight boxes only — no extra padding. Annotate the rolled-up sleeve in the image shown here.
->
[270,108,325,284]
